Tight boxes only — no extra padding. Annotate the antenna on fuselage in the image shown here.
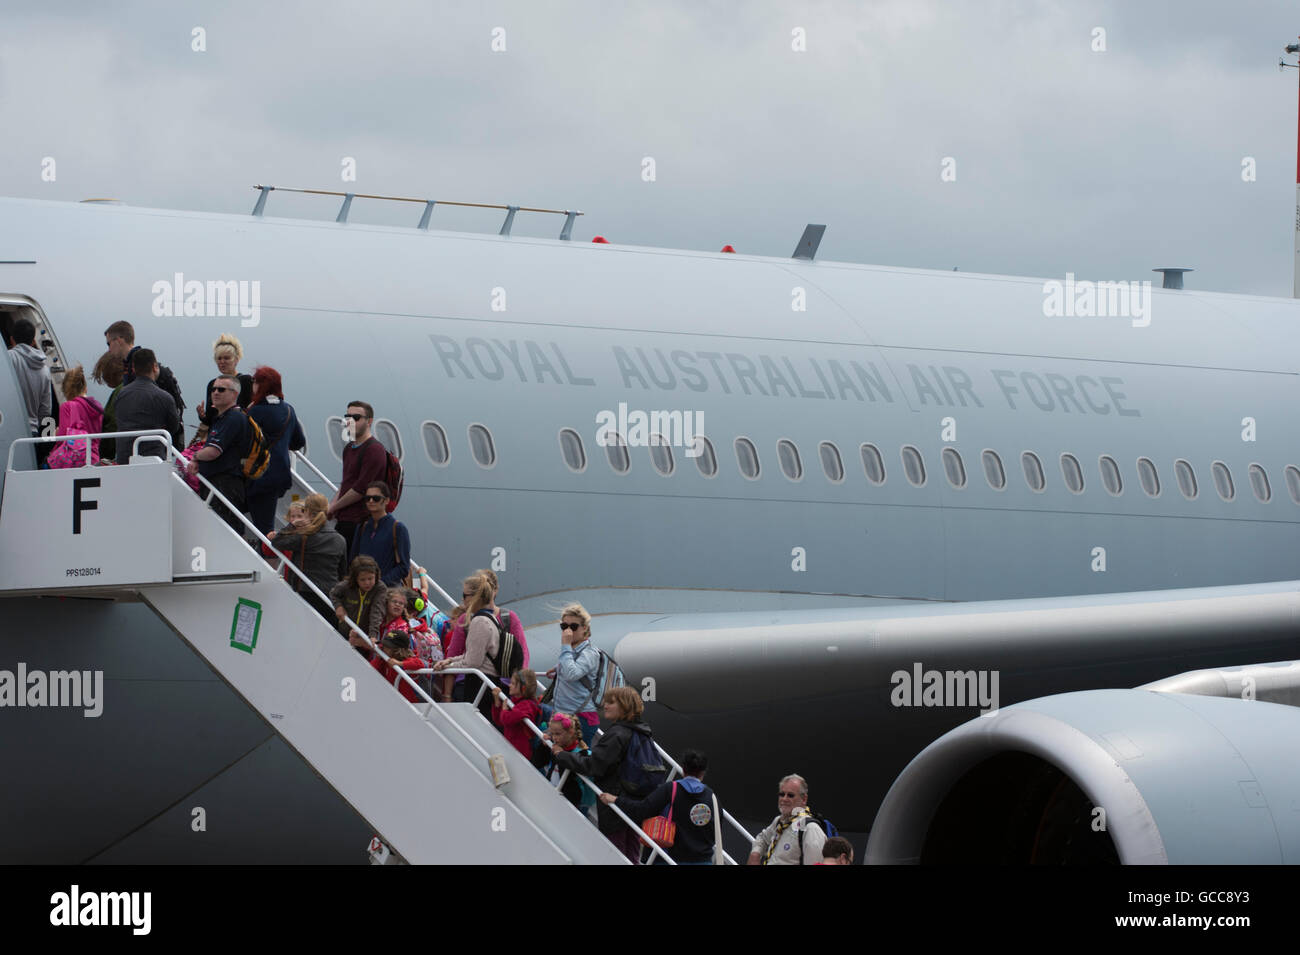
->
[792,224,826,260]
[249,185,583,240]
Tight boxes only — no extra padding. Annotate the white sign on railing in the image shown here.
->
[0,461,174,589]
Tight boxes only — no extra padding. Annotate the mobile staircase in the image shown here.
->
[1,433,754,864]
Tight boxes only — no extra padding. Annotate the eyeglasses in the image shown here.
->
[559,622,583,632]
[211,386,232,393]
[363,494,386,503]
[344,413,368,421]
[778,791,800,798]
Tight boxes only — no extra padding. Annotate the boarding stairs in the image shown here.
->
[1,434,754,864]
[287,450,759,864]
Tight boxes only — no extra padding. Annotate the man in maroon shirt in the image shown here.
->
[327,400,388,549]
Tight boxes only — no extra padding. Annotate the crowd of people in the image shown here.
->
[6,319,856,865]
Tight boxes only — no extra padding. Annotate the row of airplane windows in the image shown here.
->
[324,416,1300,507]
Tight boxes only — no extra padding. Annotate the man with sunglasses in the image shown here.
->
[347,481,410,588]
[747,774,826,865]
[327,400,388,548]
[186,374,249,531]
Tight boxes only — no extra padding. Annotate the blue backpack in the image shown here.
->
[619,730,668,798]
[797,809,839,859]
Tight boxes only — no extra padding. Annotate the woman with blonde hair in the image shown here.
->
[195,333,253,425]
[434,573,501,722]
[273,493,347,620]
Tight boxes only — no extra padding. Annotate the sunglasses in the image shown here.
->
[344,413,368,421]
[363,494,386,503]
[211,386,232,393]
[778,791,800,798]
[559,622,583,632]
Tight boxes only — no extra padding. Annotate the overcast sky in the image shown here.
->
[3,1,1298,295]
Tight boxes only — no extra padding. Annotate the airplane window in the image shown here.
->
[605,432,630,474]
[1060,454,1084,494]
[468,424,496,468]
[1248,464,1270,502]
[735,437,760,479]
[981,450,1005,490]
[692,435,717,477]
[1137,457,1160,497]
[901,446,926,487]
[422,421,449,466]
[326,416,346,461]
[1021,452,1045,492]
[1286,466,1300,505]
[559,429,586,472]
[374,419,403,461]
[1174,459,1197,500]
[777,439,803,481]
[942,448,966,488]
[1212,461,1234,501]
[650,433,675,476]
[860,444,886,485]
[1099,455,1122,496]
[819,442,844,483]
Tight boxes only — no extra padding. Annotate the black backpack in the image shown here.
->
[618,729,668,798]
[475,609,524,680]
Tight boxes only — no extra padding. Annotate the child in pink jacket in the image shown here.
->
[491,668,543,758]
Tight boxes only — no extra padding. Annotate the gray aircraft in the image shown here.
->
[0,192,1296,863]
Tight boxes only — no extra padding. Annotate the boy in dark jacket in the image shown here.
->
[601,749,718,865]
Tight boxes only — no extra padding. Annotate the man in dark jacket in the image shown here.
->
[600,749,719,865]
[104,321,184,445]
[113,349,181,464]
[348,480,410,587]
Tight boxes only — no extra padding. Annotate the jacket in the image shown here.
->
[349,514,411,588]
[99,383,123,461]
[441,612,500,681]
[617,777,718,864]
[247,398,306,495]
[369,653,426,704]
[552,718,653,835]
[57,395,105,461]
[122,346,185,422]
[8,343,51,431]
[752,807,826,865]
[113,377,181,464]
[276,527,347,609]
[445,608,528,665]
[551,639,601,714]
[328,580,389,644]
[492,696,543,759]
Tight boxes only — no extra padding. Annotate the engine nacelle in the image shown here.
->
[865,689,1300,864]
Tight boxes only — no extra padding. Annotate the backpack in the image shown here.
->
[797,809,839,860]
[475,609,524,681]
[619,730,668,798]
[241,415,271,480]
[383,448,403,513]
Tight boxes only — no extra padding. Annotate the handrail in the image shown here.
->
[595,727,756,848]
[5,428,173,472]
[289,449,457,611]
[424,667,679,865]
[7,432,659,862]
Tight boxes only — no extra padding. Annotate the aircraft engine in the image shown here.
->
[864,689,1300,864]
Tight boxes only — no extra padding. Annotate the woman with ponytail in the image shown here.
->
[271,492,346,619]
